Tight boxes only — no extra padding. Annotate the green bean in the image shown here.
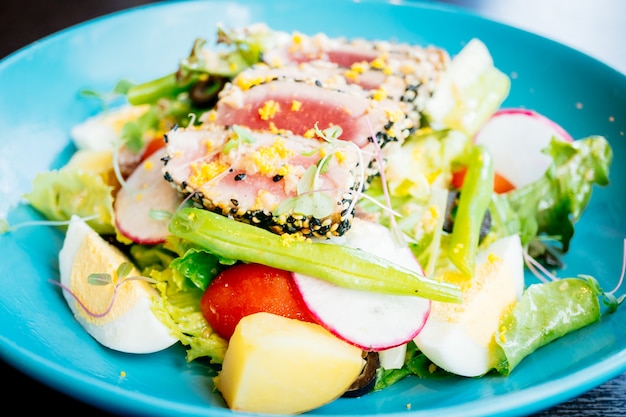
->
[168,208,462,303]
[127,72,198,105]
[449,145,494,276]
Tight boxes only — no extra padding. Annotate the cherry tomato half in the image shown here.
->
[451,166,515,194]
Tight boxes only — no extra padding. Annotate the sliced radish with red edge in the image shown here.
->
[114,150,183,244]
[474,108,573,190]
[293,218,431,351]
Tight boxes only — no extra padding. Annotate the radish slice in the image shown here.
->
[293,218,430,351]
[114,150,183,244]
[474,108,573,189]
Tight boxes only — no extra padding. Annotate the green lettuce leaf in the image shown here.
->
[495,277,602,375]
[142,237,235,363]
[489,135,612,253]
[150,266,228,364]
[129,243,178,272]
[360,129,467,274]
[425,38,510,136]
[24,169,115,235]
[169,247,227,291]
[374,341,451,392]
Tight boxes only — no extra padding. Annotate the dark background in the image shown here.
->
[2,0,625,73]
[1,1,625,416]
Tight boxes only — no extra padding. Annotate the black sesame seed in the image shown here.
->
[273,174,284,182]
[234,173,246,181]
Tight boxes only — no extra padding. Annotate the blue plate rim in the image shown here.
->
[1,1,625,416]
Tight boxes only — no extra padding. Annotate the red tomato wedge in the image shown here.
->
[200,263,316,340]
[451,166,515,194]
[140,136,166,162]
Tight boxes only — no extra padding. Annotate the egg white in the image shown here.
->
[413,234,524,377]
[70,104,148,151]
[58,215,177,353]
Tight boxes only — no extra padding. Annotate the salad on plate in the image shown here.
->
[4,23,623,414]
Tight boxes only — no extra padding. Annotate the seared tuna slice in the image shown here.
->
[223,62,366,97]
[207,75,414,152]
[261,31,449,118]
[162,124,366,238]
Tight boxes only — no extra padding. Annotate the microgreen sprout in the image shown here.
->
[364,118,406,247]
[111,141,129,189]
[272,123,367,219]
[149,209,174,222]
[51,261,157,318]
[523,238,625,313]
[175,124,254,199]
[79,79,135,110]
[223,125,256,154]
[602,237,626,311]
[0,215,99,235]
[522,249,558,283]
[187,112,198,127]
[314,124,367,217]
[149,187,198,222]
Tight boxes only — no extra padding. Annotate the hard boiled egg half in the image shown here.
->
[70,104,149,151]
[413,234,525,377]
[58,215,177,353]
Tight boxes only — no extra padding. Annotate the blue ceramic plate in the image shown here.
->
[1,1,625,416]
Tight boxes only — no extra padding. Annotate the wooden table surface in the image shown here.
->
[1,0,624,416]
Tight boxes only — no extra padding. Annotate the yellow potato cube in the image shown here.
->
[216,312,365,414]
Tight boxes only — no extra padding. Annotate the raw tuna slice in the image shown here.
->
[212,77,414,150]
[162,124,365,238]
